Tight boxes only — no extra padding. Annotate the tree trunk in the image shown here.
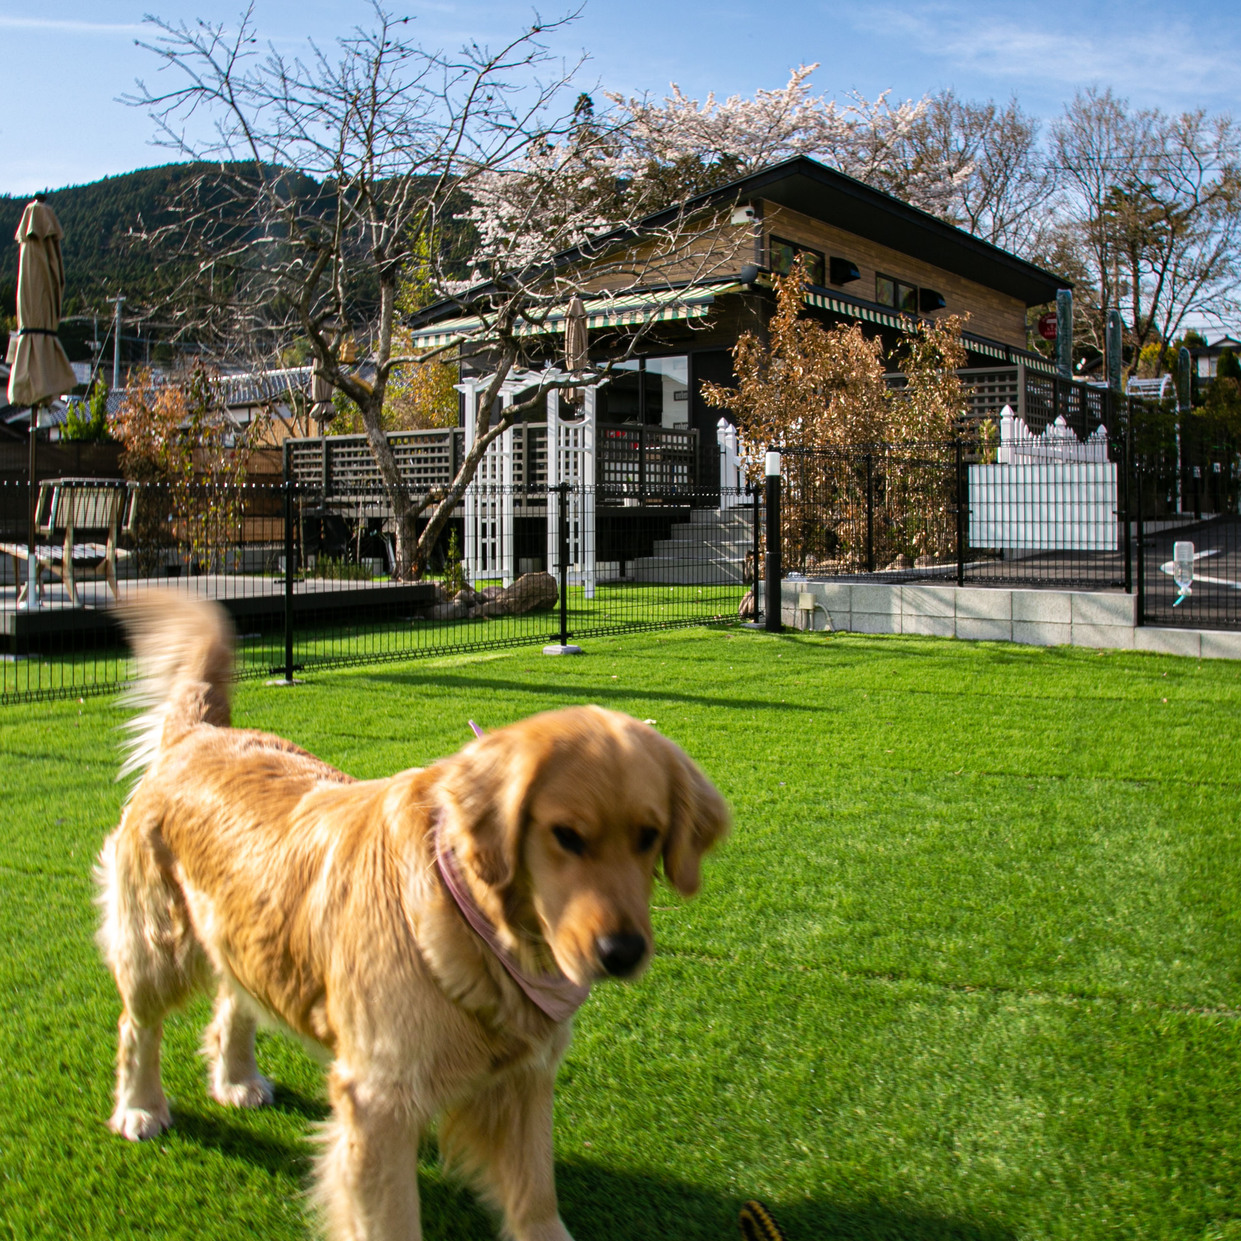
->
[356,390,419,579]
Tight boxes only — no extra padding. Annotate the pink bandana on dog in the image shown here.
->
[433,800,590,1023]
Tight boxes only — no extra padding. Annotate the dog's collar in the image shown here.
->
[433,818,591,1023]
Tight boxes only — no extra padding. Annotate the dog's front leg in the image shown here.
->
[317,1062,425,1241]
[440,1065,574,1241]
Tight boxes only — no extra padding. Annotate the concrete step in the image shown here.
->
[663,528,753,549]
[623,560,747,585]
[665,517,751,535]
[688,504,753,520]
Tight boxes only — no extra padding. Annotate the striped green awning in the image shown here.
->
[804,288,910,333]
[409,283,741,349]
[805,288,1054,372]
[1022,352,1058,375]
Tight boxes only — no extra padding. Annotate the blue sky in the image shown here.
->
[0,0,1236,196]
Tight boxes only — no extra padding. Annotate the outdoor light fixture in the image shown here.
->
[919,288,947,312]
[765,450,781,477]
[829,256,860,285]
[739,263,759,285]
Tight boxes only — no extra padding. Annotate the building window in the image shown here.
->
[876,274,917,314]
[769,236,825,287]
[597,355,690,427]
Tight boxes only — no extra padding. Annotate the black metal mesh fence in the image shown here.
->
[774,406,1241,622]
[4,400,1239,706]
[1131,406,1241,629]
[777,439,1130,591]
[0,479,750,705]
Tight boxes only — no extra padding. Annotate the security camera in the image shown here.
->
[730,204,756,226]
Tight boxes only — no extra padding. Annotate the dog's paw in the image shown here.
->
[110,1102,172,1141]
[211,1073,274,1109]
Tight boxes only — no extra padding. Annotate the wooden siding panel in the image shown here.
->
[760,202,1031,347]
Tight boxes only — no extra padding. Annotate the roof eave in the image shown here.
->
[409,155,1070,329]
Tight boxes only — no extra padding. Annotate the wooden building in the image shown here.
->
[407,155,1079,491]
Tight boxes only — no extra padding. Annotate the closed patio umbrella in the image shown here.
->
[6,198,77,609]
[7,199,76,408]
[563,296,587,409]
[310,367,334,427]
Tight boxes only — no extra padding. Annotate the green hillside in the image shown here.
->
[0,164,222,316]
[0,163,467,364]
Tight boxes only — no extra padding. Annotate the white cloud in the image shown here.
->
[0,16,146,35]
[857,3,1241,114]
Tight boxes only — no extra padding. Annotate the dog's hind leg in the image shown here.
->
[315,1063,424,1241]
[204,984,273,1109]
[96,822,210,1141]
[112,1011,170,1141]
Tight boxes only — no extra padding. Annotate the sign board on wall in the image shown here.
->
[1037,312,1058,341]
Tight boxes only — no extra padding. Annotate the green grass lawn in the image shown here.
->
[2,627,1240,1240]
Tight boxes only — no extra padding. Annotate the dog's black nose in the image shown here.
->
[596,932,648,977]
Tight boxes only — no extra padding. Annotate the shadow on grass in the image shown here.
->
[556,1161,1015,1241]
[169,1107,314,1178]
[366,669,822,716]
[268,1082,331,1124]
[159,1115,1013,1241]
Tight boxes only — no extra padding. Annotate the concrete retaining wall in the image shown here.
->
[760,581,1241,660]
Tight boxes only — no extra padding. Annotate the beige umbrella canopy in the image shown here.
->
[6,199,77,407]
[563,296,588,409]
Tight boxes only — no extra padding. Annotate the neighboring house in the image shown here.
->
[407,154,1078,489]
[1190,335,1241,383]
[103,366,317,446]
[292,157,1100,587]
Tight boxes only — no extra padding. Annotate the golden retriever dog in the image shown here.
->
[96,597,728,1241]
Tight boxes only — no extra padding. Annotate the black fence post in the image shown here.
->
[1123,408,1133,594]
[1135,430,1146,627]
[764,450,782,633]
[282,451,297,683]
[556,481,570,646]
[751,482,762,622]
[865,451,875,574]
[955,437,965,588]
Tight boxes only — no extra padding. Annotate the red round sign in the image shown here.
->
[1038,312,1058,341]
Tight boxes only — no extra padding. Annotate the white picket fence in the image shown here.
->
[970,405,1117,551]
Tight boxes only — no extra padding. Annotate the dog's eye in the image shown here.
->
[552,826,587,856]
[637,827,660,853]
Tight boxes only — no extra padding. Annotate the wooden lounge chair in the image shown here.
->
[0,478,136,605]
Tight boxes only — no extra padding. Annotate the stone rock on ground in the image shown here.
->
[420,600,468,620]
[475,572,558,618]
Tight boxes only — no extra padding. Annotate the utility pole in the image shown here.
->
[111,294,125,392]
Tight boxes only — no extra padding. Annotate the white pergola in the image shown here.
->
[454,368,600,597]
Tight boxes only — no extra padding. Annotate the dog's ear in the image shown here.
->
[436,732,537,889]
[662,747,730,897]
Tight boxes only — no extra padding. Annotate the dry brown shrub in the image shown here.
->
[702,255,970,570]
[113,365,250,574]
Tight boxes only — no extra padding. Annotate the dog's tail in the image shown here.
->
[119,596,235,784]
